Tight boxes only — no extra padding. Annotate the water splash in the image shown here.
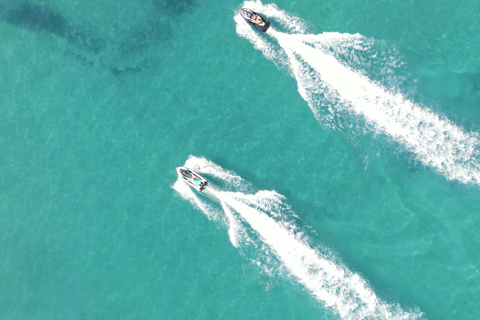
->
[173,156,423,319]
[235,1,480,186]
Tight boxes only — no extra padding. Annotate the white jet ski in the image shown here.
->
[176,166,208,192]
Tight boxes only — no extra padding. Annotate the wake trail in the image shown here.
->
[235,1,480,186]
[214,189,418,320]
[174,156,423,319]
[273,31,480,184]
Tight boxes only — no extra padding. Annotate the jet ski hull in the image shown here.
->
[176,166,208,192]
[240,8,270,33]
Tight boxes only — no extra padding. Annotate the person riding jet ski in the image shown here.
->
[176,166,208,192]
[240,8,270,32]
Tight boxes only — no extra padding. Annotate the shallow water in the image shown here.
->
[1,0,480,319]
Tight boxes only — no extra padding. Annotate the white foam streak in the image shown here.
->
[214,190,414,320]
[277,33,480,183]
[173,179,217,219]
[235,1,480,186]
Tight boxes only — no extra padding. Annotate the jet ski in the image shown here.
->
[240,8,270,33]
[176,166,208,192]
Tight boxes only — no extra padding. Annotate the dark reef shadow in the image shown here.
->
[152,0,196,16]
[0,1,185,79]
[1,2,105,53]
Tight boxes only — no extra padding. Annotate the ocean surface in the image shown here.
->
[1,0,480,319]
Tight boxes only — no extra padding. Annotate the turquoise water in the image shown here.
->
[1,0,480,319]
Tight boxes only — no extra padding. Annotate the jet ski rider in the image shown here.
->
[249,13,266,27]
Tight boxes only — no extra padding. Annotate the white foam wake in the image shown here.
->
[174,156,423,320]
[235,1,480,186]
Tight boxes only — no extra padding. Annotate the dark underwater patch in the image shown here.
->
[467,71,480,93]
[109,65,144,78]
[0,1,191,78]
[3,3,69,36]
[152,0,196,16]
[1,2,105,53]
[118,21,172,56]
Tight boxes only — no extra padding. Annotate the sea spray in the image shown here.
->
[235,1,480,186]
[174,156,423,319]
